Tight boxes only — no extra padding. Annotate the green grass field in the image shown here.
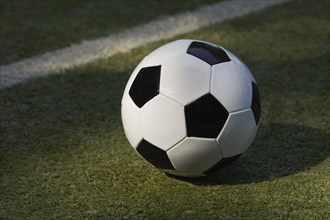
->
[0,0,218,65]
[1,0,329,219]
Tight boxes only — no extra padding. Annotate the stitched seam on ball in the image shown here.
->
[138,107,144,146]
[159,93,184,107]
[209,64,213,93]
[229,108,251,114]
[166,136,186,152]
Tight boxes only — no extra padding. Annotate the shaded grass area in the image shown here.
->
[1,0,330,219]
[0,0,218,65]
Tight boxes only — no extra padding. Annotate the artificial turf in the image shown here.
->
[1,0,329,219]
[0,0,218,65]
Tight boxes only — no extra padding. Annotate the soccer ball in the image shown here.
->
[121,39,261,177]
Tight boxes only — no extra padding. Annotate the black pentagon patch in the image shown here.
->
[184,94,229,138]
[129,65,161,108]
[203,154,242,175]
[187,41,231,65]
[136,139,174,170]
[251,82,261,125]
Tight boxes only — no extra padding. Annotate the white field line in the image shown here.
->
[0,0,289,89]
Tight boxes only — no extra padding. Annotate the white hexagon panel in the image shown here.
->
[217,109,257,158]
[211,61,252,112]
[160,53,211,105]
[140,94,186,151]
[121,94,142,148]
[167,137,222,176]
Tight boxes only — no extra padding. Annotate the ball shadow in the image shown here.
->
[168,123,330,185]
